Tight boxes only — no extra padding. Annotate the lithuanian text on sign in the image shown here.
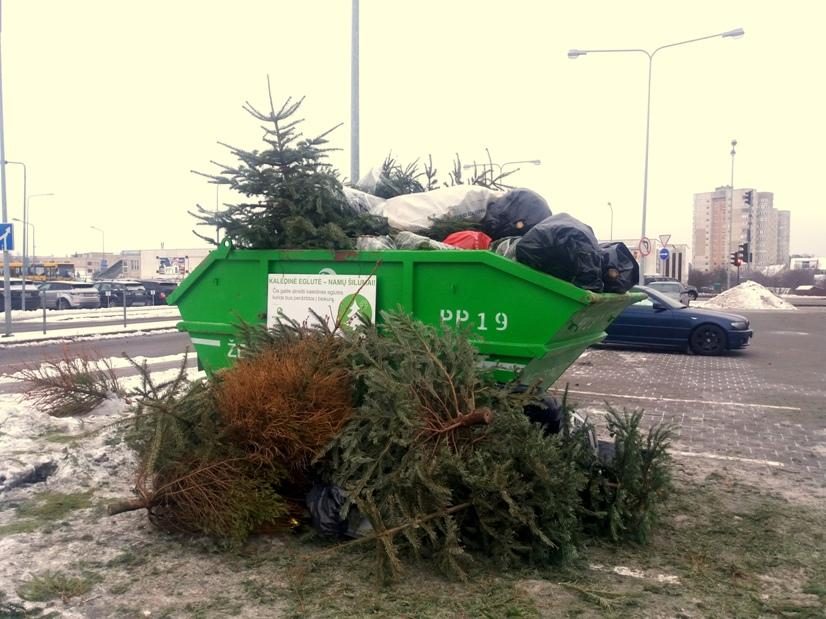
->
[267,274,377,331]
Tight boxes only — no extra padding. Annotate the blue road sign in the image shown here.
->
[0,223,14,251]
[658,247,670,261]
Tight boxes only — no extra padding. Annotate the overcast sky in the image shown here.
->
[1,0,824,258]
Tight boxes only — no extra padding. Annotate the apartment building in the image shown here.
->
[692,187,790,271]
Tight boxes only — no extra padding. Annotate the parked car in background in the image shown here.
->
[0,279,41,311]
[93,280,150,307]
[602,286,752,355]
[39,281,101,310]
[643,276,698,303]
[139,280,179,305]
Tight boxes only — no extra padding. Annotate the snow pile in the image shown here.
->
[702,280,797,311]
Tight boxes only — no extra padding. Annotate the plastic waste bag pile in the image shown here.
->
[352,180,638,294]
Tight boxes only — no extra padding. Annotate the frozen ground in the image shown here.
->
[1,308,823,616]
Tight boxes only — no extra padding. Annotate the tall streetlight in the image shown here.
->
[462,159,542,175]
[727,139,737,289]
[568,28,744,283]
[11,217,31,270]
[1,0,12,336]
[350,0,359,184]
[90,226,105,274]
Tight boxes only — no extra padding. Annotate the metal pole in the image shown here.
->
[638,54,653,284]
[350,0,359,184]
[567,29,744,287]
[5,160,24,307]
[91,226,104,274]
[0,0,12,336]
[727,139,736,289]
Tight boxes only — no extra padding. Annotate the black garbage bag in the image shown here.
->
[514,213,604,292]
[522,395,564,435]
[306,483,372,539]
[491,236,521,259]
[306,483,348,537]
[599,242,639,293]
[480,188,551,240]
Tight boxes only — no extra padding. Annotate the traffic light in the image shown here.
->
[739,242,750,263]
[743,190,753,206]
[730,251,742,267]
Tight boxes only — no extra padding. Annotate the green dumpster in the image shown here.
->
[167,240,643,389]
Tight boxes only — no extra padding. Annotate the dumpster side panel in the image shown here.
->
[411,261,582,358]
[172,247,642,385]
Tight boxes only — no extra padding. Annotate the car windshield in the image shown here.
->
[632,286,687,309]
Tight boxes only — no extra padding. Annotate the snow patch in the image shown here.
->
[699,281,797,311]
[590,563,681,585]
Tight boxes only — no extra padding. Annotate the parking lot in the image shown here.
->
[554,307,826,488]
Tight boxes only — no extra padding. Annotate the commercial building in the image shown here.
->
[120,248,211,280]
[692,187,790,271]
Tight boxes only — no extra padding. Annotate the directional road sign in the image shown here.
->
[0,223,14,251]
[658,247,670,261]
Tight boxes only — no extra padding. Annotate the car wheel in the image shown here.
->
[688,291,698,301]
[57,298,71,310]
[690,324,726,356]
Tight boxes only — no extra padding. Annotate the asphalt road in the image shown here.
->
[0,331,194,380]
[3,306,823,484]
[554,306,826,485]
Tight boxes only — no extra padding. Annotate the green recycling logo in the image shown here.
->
[337,293,373,330]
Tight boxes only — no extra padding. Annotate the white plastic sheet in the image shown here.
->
[373,185,504,232]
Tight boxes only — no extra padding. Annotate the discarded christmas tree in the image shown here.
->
[190,79,388,249]
[320,310,586,580]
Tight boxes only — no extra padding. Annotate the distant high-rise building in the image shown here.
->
[692,187,789,272]
[776,210,791,267]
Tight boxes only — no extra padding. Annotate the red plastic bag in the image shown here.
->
[442,230,493,250]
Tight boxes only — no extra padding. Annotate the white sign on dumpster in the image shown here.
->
[267,273,377,331]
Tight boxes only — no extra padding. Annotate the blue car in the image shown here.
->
[603,286,752,355]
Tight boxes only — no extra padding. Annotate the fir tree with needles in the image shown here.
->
[190,78,388,249]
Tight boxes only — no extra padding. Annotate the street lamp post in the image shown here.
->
[727,139,737,289]
[350,0,359,184]
[568,28,744,284]
[90,226,105,274]
[11,217,32,279]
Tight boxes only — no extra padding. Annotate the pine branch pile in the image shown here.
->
[20,315,674,577]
